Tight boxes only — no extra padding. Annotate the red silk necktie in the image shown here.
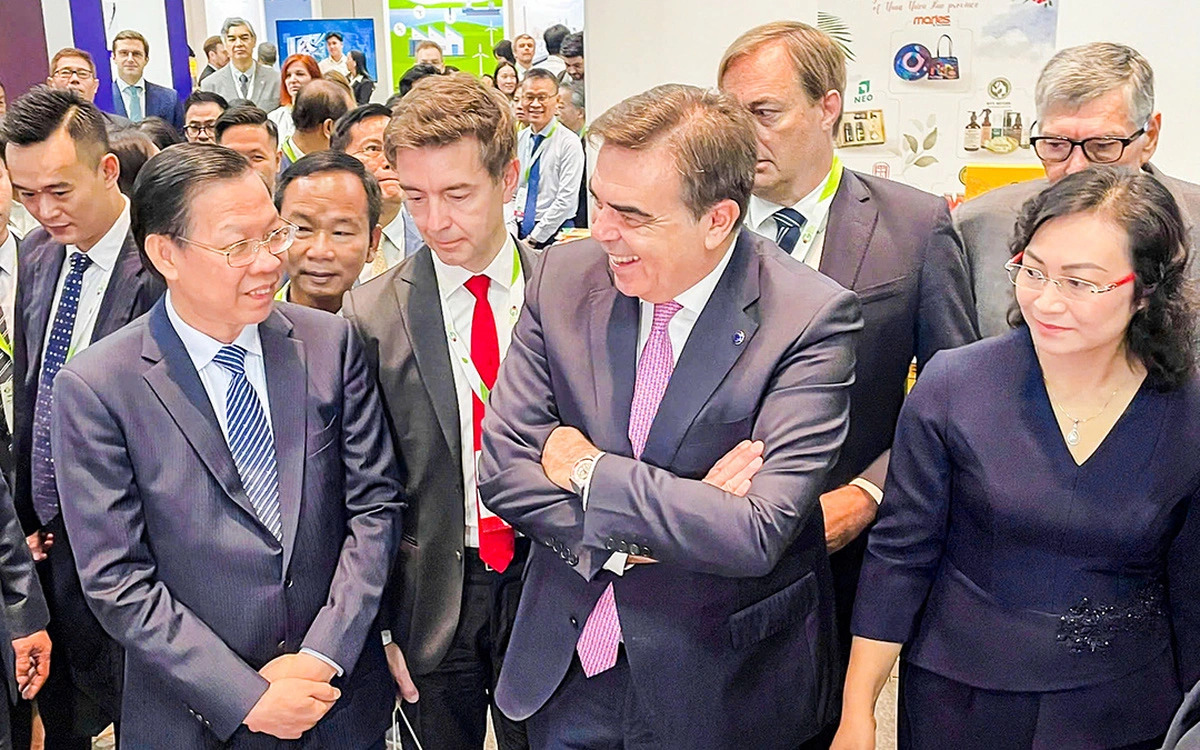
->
[464,275,514,571]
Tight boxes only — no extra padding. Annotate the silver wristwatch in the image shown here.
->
[569,452,603,495]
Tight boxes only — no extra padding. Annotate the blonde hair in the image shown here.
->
[385,73,517,180]
[588,84,757,221]
[719,21,846,118]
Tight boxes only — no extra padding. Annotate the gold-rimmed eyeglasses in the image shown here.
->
[173,222,296,268]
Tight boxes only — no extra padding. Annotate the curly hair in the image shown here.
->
[1006,166,1195,391]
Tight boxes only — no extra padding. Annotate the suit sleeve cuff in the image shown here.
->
[849,477,884,505]
[300,648,344,677]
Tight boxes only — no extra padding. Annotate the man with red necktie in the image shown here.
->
[342,74,536,750]
[478,84,862,749]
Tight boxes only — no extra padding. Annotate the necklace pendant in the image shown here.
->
[1066,424,1080,446]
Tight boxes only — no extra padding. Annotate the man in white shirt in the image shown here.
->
[515,69,584,248]
[476,82,861,750]
[3,83,164,750]
[200,18,282,111]
[318,32,351,77]
[342,73,536,750]
[330,104,425,272]
[109,29,184,129]
[275,151,382,312]
[51,142,401,747]
[536,25,570,79]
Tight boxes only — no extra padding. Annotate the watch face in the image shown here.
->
[572,458,592,482]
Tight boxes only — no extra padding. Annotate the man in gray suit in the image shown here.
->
[955,42,1200,337]
[478,84,862,749]
[50,143,403,747]
[201,18,282,112]
[344,74,532,750]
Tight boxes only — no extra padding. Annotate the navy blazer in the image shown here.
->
[51,300,404,747]
[854,328,1200,747]
[110,79,184,130]
[479,231,863,748]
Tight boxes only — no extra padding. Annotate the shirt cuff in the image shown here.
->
[300,648,344,677]
[603,552,629,576]
[579,453,606,511]
[849,477,884,505]
[380,630,393,646]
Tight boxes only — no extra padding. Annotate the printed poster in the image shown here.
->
[388,1,506,80]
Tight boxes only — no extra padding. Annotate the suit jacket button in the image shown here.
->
[285,577,293,588]
[560,549,568,560]
[570,616,578,627]
[618,541,629,553]
[605,539,615,551]
[641,546,652,558]
[629,544,641,556]
[455,550,463,561]
[569,555,578,566]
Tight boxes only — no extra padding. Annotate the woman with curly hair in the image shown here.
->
[834,166,1200,750]
[267,53,320,141]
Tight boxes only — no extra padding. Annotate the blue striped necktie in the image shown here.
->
[31,251,92,525]
[213,344,281,540]
[773,207,806,255]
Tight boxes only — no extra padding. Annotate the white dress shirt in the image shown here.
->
[319,55,351,78]
[746,167,832,270]
[517,117,585,244]
[41,197,130,370]
[532,55,567,78]
[0,229,17,336]
[431,235,522,547]
[231,62,256,100]
[117,76,146,120]
[594,241,737,575]
[163,292,344,675]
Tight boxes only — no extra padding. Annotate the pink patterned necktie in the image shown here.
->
[576,300,682,678]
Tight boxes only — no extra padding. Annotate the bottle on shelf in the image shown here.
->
[964,111,981,151]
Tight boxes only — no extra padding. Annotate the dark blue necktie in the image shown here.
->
[213,345,281,541]
[520,134,547,239]
[773,208,806,255]
[32,252,92,525]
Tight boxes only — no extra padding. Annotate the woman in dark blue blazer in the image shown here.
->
[833,167,1200,750]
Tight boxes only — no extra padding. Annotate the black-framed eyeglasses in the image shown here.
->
[183,123,216,137]
[173,222,296,268]
[1029,126,1146,164]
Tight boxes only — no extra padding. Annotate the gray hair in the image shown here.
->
[567,81,584,111]
[221,17,256,39]
[1035,42,1154,128]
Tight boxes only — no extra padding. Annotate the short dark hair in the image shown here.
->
[136,116,183,150]
[331,103,390,152]
[493,40,515,65]
[398,64,441,97]
[292,80,352,132]
[0,85,110,167]
[131,144,254,279]
[325,31,344,42]
[109,127,157,197]
[1006,166,1194,391]
[215,105,278,146]
[561,32,583,59]
[522,68,560,91]
[275,150,382,229]
[257,42,277,66]
[183,89,228,118]
[51,48,96,75]
[203,35,223,56]
[544,24,570,55]
[113,29,150,56]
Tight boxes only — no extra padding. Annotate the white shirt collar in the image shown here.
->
[164,290,264,373]
[0,230,16,278]
[380,210,406,248]
[670,238,737,316]
[431,233,518,301]
[747,164,833,234]
[68,195,130,273]
[530,118,557,138]
[232,61,256,88]
[118,76,145,92]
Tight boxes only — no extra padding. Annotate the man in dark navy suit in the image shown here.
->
[109,30,184,130]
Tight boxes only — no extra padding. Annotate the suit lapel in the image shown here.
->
[140,300,267,533]
[400,250,461,470]
[588,284,638,456]
[23,242,66,386]
[111,83,128,118]
[640,232,760,468]
[819,170,878,289]
[92,231,144,341]
[259,310,305,570]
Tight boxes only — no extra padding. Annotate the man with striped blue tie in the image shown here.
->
[49,143,404,747]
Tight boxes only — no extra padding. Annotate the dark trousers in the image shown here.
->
[400,543,528,750]
[11,517,120,750]
[526,651,658,750]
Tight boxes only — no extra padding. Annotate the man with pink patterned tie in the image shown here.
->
[478,84,863,749]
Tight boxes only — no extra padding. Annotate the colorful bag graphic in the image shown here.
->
[928,34,959,79]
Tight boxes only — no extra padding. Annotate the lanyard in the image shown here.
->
[280,137,302,165]
[521,121,558,185]
[441,243,524,405]
[790,155,845,264]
